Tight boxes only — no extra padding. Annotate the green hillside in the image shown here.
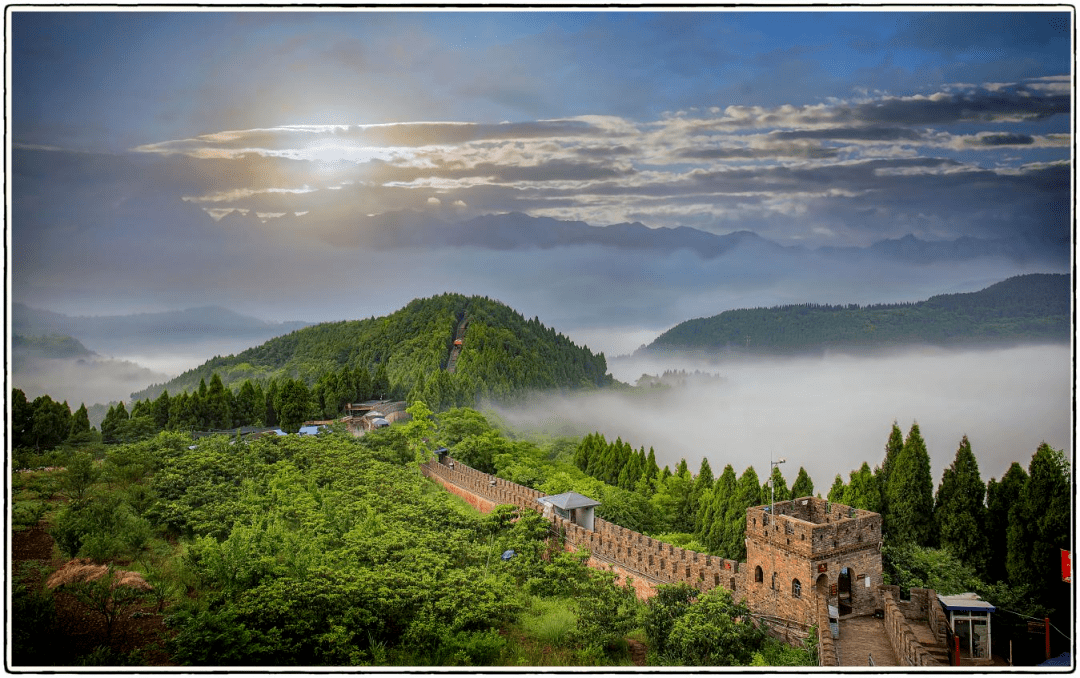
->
[646,273,1070,355]
[131,294,613,405]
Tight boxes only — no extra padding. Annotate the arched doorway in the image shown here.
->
[838,567,853,616]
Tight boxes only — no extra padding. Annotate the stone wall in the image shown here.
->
[744,498,883,624]
[816,593,839,667]
[421,456,742,600]
[880,587,945,666]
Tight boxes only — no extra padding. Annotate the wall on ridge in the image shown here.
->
[421,456,743,600]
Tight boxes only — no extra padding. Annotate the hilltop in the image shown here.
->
[642,273,1070,356]
[130,293,614,405]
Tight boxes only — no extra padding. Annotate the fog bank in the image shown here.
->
[494,344,1072,491]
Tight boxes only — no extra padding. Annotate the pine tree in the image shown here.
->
[69,403,92,440]
[100,401,129,443]
[151,390,171,430]
[11,388,34,450]
[985,462,1027,584]
[933,436,989,572]
[1012,444,1071,611]
[827,474,846,503]
[876,422,905,517]
[702,464,737,553]
[791,466,814,499]
[763,466,790,505]
[206,373,231,430]
[842,462,881,512]
[720,467,761,561]
[885,423,935,546]
[690,457,715,534]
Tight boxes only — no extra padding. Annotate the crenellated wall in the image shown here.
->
[421,455,899,664]
[421,456,743,599]
[880,587,946,666]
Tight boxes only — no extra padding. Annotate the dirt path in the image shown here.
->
[627,639,648,666]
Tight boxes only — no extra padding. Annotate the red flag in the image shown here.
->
[1062,549,1071,583]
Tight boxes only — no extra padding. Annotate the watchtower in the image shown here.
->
[744,497,883,627]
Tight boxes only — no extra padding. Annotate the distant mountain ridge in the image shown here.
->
[221,208,1068,266]
[12,303,311,354]
[643,273,1070,356]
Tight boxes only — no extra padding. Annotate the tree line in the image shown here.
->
[647,273,1069,353]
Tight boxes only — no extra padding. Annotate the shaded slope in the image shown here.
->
[644,274,1070,355]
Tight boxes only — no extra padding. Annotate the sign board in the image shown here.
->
[1062,549,1072,583]
[818,563,828,573]
[830,584,838,596]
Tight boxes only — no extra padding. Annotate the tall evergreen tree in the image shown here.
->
[827,474,846,503]
[151,390,171,430]
[701,464,737,552]
[985,462,1028,584]
[11,388,34,450]
[790,466,814,499]
[30,395,72,450]
[690,457,715,533]
[100,401,129,443]
[719,467,761,561]
[885,423,935,546]
[876,422,905,517]
[1011,444,1071,612]
[933,436,989,572]
[842,462,882,512]
[206,373,231,430]
[69,403,92,439]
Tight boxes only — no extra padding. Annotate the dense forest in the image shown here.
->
[12,408,816,667]
[129,294,613,406]
[646,273,1069,354]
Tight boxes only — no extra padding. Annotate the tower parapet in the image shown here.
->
[745,497,883,626]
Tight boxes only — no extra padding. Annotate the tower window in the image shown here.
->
[755,566,763,583]
[793,579,802,598]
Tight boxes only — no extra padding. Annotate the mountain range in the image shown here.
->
[217,209,1069,266]
[12,303,311,356]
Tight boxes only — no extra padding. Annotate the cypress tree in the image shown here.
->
[690,457,715,533]
[885,423,935,546]
[876,422,905,517]
[842,462,881,512]
[827,474,846,503]
[69,403,91,439]
[985,462,1027,584]
[791,466,814,499]
[1012,444,1071,611]
[702,464,737,552]
[933,435,988,572]
[721,466,761,561]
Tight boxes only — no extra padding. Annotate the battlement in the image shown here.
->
[747,497,882,560]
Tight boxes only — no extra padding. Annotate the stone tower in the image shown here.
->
[743,497,883,627]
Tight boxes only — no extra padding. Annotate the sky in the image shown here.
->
[8,8,1074,355]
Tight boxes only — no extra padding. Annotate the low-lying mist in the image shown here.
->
[493,344,1072,492]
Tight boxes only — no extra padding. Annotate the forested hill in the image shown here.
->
[130,294,613,405]
[644,273,1070,355]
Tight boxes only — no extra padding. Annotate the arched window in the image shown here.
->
[755,566,763,583]
[772,572,778,591]
[792,579,802,598]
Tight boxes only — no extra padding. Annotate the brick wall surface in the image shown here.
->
[743,497,883,626]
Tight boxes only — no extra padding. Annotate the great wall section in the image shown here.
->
[421,454,957,667]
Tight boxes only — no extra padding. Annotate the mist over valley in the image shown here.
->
[496,343,1072,493]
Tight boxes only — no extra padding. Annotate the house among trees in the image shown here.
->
[537,491,601,531]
